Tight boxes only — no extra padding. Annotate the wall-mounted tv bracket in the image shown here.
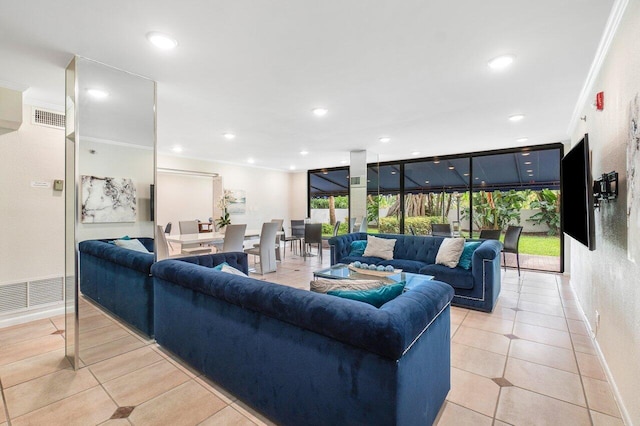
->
[593,171,618,208]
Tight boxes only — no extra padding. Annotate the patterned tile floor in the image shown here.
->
[0,248,624,425]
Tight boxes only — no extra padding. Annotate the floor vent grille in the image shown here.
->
[0,277,64,314]
[32,107,65,129]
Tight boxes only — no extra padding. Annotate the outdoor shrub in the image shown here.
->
[378,216,445,234]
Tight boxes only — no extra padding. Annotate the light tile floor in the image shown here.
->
[0,249,625,425]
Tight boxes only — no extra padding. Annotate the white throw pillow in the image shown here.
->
[435,238,465,268]
[362,235,396,260]
[221,264,248,277]
[114,238,150,253]
[310,278,384,294]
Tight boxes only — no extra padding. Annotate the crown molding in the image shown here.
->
[567,0,629,134]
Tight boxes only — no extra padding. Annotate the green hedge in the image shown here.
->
[379,216,446,234]
[321,222,349,236]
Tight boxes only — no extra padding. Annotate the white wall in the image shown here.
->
[158,155,298,230]
[157,172,214,234]
[0,104,64,284]
[78,139,154,241]
[569,2,639,422]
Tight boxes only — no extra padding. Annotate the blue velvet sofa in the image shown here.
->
[152,252,454,426]
[329,232,502,312]
[79,238,155,336]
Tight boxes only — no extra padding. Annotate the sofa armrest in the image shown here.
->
[328,232,367,265]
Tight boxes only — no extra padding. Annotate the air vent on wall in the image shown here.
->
[0,276,64,314]
[32,107,65,129]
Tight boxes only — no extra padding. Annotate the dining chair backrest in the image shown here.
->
[179,220,199,234]
[164,222,172,234]
[408,225,416,235]
[222,224,247,252]
[349,217,357,233]
[259,222,279,252]
[304,223,323,244]
[332,221,341,236]
[503,226,523,252]
[479,229,501,240]
[156,225,170,260]
[431,223,452,237]
[291,219,305,237]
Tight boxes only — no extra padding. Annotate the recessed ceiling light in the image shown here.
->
[488,54,515,70]
[464,173,470,176]
[521,152,531,156]
[448,166,455,170]
[433,160,440,164]
[322,171,328,175]
[527,169,533,173]
[86,88,109,99]
[481,180,486,184]
[146,31,178,49]
[312,107,328,117]
[524,161,532,165]
[509,114,525,122]
[171,145,183,153]
[528,174,534,177]
[411,151,420,156]
[247,158,255,164]
[516,137,529,143]
[425,180,430,184]
[475,177,480,180]
[300,150,309,156]
[391,171,397,175]
[289,165,296,170]
[379,137,391,143]
[223,132,236,140]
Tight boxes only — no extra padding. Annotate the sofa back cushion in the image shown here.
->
[152,259,454,360]
[80,238,155,273]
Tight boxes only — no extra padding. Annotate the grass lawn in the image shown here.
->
[512,235,560,257]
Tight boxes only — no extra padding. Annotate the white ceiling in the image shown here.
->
[0,0,615,171]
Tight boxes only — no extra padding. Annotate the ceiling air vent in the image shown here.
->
[32,107,65,129]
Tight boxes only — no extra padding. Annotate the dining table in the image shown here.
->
[167,229,284,251]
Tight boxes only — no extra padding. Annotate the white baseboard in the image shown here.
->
[0,304,65,329]
[568,279,632,425]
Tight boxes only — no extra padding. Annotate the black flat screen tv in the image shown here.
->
[561,134,595,250]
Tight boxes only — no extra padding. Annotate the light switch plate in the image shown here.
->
[53,179,64,191]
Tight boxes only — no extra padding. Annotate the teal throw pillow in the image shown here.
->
[327,281,405,308]
[458,242,482,270]
[213,262,229,271]
[349,240,368,257]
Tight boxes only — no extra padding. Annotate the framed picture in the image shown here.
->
[81,175,137,223]
[227,189,246,214]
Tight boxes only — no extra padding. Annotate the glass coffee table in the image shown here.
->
[314,263,434,290]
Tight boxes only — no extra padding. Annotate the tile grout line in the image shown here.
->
[491,271,523,423]
[0,377,12,426]
[557,273,595,425]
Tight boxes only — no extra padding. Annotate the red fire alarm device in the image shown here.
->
[596,91,604,110]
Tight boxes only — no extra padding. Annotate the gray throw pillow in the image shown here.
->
[435,238,465,268]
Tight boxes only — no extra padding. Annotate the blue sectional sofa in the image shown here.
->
[329,232,502,312]
[152,252,454,426]
[79,238,155,336]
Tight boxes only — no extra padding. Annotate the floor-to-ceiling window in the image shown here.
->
[308,168,350,236]
[308,143,563,272]
[403,158,470,236]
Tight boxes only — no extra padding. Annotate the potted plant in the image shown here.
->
[215,190,233,230]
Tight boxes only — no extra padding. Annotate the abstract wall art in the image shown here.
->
[628,93,640,262]
[227,189,246,214]
[81,175,137,223]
